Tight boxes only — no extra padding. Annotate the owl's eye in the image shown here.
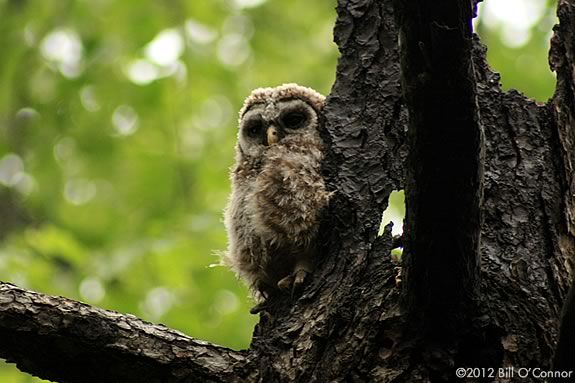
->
[281,112,307,129]
[245,120,263,138]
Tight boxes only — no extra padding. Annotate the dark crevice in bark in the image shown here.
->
[540,190,568,308]
[553,274,575,380]
[501,101,523,169]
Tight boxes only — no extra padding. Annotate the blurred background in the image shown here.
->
[0,0,557,381]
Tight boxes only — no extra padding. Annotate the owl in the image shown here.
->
[223,83,331,308]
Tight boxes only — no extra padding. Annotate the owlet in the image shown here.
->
[223,83,331,308]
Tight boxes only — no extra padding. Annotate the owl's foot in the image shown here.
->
[248,283,273,314]
[277,269,308,292]
[250,301,269,314]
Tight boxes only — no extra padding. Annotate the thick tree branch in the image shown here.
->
[550,0,575,251]
[549,0,575,377]
[0,282,253,383]
[395,0,483,335]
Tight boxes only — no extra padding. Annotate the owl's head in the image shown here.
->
[237,84,325,158]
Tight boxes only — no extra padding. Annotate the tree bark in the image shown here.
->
[0,283,254,382]
[395,0,483,338]
[550,0,575,378]
[1,0,575,382]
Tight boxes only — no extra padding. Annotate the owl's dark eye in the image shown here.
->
[281,112,307,129]
[245,120,263,138]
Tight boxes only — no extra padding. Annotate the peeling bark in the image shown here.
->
[1,0,574,382]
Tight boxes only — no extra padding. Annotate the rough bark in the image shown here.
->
[0,283,253,382]
[550,0,575,377]
[1,0,575,382]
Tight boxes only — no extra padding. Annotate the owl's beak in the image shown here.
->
[266,126,279,145]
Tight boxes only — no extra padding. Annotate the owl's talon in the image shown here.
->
[293,269,308,288]
[277,274,295,291]
[250,301,269,314]
[277,269,309,295]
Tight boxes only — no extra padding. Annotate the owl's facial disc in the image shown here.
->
[276,100,312,132]
[241,99,315,149]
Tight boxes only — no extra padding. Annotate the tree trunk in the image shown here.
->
[395,0,483,339]
[1,0,574,382]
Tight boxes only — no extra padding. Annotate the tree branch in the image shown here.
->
[549,0,575,377]
[395,0,483,336]
[0,282,253,383]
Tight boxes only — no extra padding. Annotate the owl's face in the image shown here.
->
[236,84,325,159]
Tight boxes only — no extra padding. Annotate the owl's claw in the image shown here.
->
[250,301,269,314]
[277,269,309,293]
[277,274,294,291]
[293,269,307,287]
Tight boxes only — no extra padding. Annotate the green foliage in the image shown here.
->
[0,1,337,380]
[475,0,558,101]
[0,0,557,381]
